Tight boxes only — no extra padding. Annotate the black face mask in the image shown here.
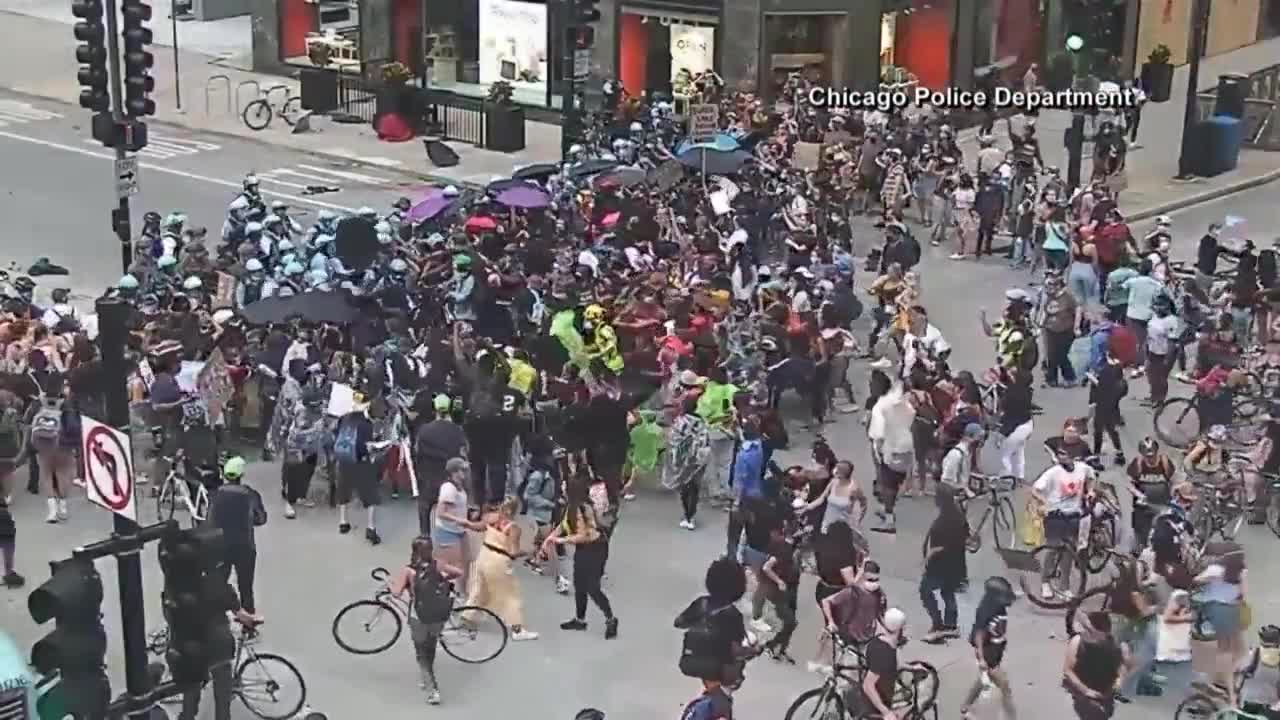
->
[1059,459,1075,471]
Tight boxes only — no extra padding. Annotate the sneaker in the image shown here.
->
[623,493,637,501]
[511,629,540,641]
[366,528,382,546]
[949,253,968,260]
[767,647,796,664]
[2,572,24,589]
[425,690,441,705]
[921,628,948,644]
[560,618,588,631]
[750,617,772,633]
[604,616,619,639]
[56,499,69,521]
[679,518,696,530]
[556,576,571,594]
[339,522,352,534]
[283,504,297,519]
[45,498,58,524]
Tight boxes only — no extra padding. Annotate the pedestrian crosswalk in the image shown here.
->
[81,133,222,159]
[254,164,408,192]
[0,100,61,126]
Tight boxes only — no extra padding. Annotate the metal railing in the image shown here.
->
[1195,64,1280,151]
[335,70,377,122]
[419,89,486,146]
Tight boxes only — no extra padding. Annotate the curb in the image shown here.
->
[1125,168,1280,222]
[0,84,487,191]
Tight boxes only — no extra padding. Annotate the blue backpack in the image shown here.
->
[680,694,724,720]
[333,419,360,464]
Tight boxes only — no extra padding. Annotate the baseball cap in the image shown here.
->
[882,608,907,633]
[433,394,452,413]
[223,456,247,479]
[963,423,985,439]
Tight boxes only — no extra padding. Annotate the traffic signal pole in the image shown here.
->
[103,0,135,275]
[96,294,152,720]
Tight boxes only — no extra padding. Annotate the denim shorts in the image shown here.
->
[431,525,465,548]
[741,546,767,570]
[1203,601,1241,638]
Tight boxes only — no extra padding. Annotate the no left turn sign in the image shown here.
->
[80,415,137,521]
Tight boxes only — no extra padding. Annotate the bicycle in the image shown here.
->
[1174,646,1263,720]
[146,620,306,720]
[783,635,940,720]
[959,474,1018,553]
[1154,394,1264,450]
[242,90,303,131]
[331,566,508,663]
[155,450,210,525]
[1016,499,1117,611]
[1063,549,1151,637]
[1188,477,1247,542]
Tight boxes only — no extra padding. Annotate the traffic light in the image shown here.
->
[573,25,595,50]
[71,0,109,112]
[121,0,155,118]
[28,559,110,717]
[158,526,225,685]
[573,0,600,25]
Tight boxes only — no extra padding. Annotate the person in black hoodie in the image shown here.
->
[675,557,757,689]
[959,577,1017,720]
[920,486,968,643]
[1088,349,1127,465]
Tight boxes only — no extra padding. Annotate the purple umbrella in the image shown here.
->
[406,190,453,223]
[494,185,551,209]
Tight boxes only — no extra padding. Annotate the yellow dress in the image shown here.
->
[464,523,524,629]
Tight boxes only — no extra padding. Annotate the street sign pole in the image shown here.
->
[96,295,151,720]
[104,0,136,275]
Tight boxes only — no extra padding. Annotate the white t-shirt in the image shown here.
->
[1147,314,1180,357]
[434,482,467,535]
[1033,463,1090,514]
[953,188,975,211]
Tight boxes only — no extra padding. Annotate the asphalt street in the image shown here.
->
[2,116,1280,719]
[0,89,427,304]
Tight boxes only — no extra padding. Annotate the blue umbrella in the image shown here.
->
[675,147,753,175]
[676,132,739,155]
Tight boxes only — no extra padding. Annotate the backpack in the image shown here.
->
[0,407,22,458]
[679,599,730,679]
[333,418,361,464]
[30,401,63,449]
[680,694,725,720]
[285,414,322,464]
[412,562,454,624]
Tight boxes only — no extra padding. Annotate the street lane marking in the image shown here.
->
[0,100,63,126]
[296,163,402,186]
[85,134,224,159]
[0,130,356,212]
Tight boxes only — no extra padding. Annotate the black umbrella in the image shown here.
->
[334,217,379,271]
[487,178,539,195]
[566,158,620,179]
[676,147,753,175]
[512,163,559,181]
[736,130,767,151]
[240,290,363,326]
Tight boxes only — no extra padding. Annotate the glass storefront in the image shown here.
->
[425,0,555,107]
[277,0,362,70]
[880,0,954,90]
[762,14,848,100]
[618,9,717,106]
[971,0,1043,84]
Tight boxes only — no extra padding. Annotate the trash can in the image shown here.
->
[1214,73,1249,119]
[1195,115,1242,176]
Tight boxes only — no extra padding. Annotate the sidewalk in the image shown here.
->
[0,10,563,187]
[955,35,1280,222]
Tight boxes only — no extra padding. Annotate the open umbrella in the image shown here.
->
[464,216,498,233]
[487,178,534,195]
[495,185,551,209]
[566,158,620,179]
[676,147,753,175]
[334,216,379,271]
[240,290,362,326]
[512,163,559,181]
[647,159,686,191]
[593,166,646,189]
[676,132,740,155]
[406,190,454,223]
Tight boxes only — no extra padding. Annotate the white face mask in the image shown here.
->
[1158,240,1171,253]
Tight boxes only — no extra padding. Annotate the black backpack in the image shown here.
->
[412,562,454,624]
[678,598,730,679]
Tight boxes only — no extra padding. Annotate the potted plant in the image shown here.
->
[1141,44,1174,102]
[375,61,414,118]
[484,80,525,152]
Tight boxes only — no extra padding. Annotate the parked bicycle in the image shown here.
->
[331,567,508,663]
[783,634,940,720]
[154,450,211,525]
[1154,392,1264,450]
[242,90,303,131]
[959,473,1018,553]
[147,619,306,720]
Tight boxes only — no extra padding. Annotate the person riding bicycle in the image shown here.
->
[1126,438,1176,550]
[1183,424,1231,485]
[1032,446,1093,600]
[858,607,910,720]
[820,560,888,653]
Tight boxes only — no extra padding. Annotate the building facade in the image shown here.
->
[246,0,1280,112]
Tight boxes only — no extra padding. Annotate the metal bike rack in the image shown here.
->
[235,80,261,114]
[205,74,231,115]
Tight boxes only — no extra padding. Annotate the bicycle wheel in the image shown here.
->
[1154,398,1201,449]
[992,496,1018,551]
[242,99,273,131]
[331,600,402,654]
[892,661,939,713]
[1229,412,1264,446]
[1266,498,1280,539]
[1064,585,1112,637]
[783,686,846,720]
[439,605,508,663]
[1173,693,1221,720]
[1019,544,1087,610]
[156,479,176,521]
[234,652,306,720]
[965,528,982,553]
[281,96,302,126]
[192,488,210,523]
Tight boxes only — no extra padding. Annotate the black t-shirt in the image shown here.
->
[970,601,1009,666]
[863,636,898,707]
[675,596,746,664]
[767,538,800,586]
[743,497,780,553]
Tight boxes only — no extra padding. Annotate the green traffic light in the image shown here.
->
[1066,34,1084,52]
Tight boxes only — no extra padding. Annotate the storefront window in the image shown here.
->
[618,10,717,107]
[882,0,954,90]
[972,0,1044,85]
[278,0,362,70]
[1263,0,1280,41]
[763,14,848,100]
[425,0,555,108]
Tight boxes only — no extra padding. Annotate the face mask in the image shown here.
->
[862,581,880,592]
[1158,241,1171,253]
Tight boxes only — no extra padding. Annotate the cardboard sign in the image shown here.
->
[688,103,720,144]
[213,272,236,310]
[709,190,731,216]
[327,382,356,417]
[794,141,821,170]
[196,348,233,424]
